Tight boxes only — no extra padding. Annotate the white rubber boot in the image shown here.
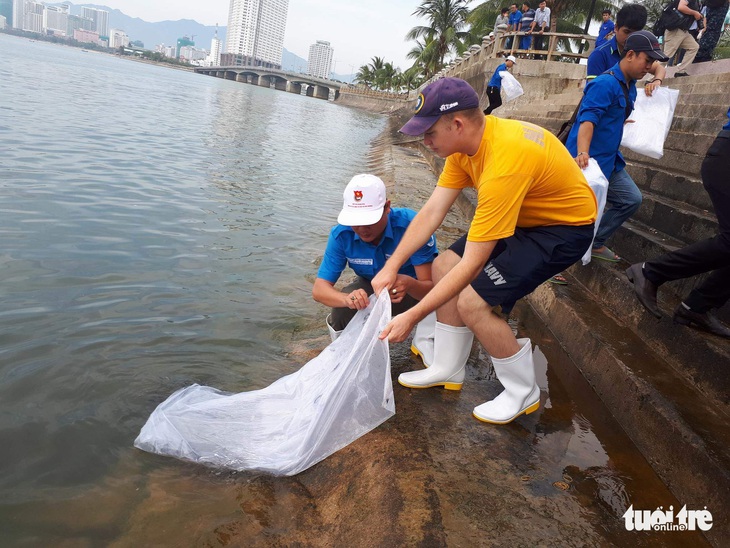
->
[398,322,474,390]
[411,312,436,368]
[473,338,540,424]
[326,314,342,343]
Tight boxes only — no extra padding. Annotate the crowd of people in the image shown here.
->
[311,2,729,428]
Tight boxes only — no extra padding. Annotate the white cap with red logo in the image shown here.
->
[338,174,387,226]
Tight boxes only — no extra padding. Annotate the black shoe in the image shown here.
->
[625,263,661,318]
[673,305,730,338]
[674,71,689,77]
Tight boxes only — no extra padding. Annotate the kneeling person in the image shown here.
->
[372,79,597,425]
[313,174,438,365]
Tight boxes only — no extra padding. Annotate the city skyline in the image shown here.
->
[61,0,419,71]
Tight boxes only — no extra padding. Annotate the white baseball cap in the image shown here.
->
[507,55,517,63]
[337,174,387,226]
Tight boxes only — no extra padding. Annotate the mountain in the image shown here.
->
[55,2,224,50]
[52,3,355,81]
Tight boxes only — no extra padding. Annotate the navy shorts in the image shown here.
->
[449,224,594,314]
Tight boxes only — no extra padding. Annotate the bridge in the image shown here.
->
[194,66,345,100]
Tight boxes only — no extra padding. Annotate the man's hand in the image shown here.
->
[388,274,413,304]
[575,151,590,169]
[345,288,369,310]
[644,79,661,96]
[371,266,397,298]
[379,311,418,343]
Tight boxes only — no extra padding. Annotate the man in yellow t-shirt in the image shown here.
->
[372,77,596,425]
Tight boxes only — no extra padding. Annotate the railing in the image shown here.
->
[338,86,410,101]
[484,30,596,62]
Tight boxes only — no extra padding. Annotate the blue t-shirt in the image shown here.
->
[488,63,508,88]
[508,10,523,28]
[596,20,615,48]
[566,63,636,179]
[587,36,620,79]
[317,207,438,283]
[520,9,535,31]
[724,106,730,130]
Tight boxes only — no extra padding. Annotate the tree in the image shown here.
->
[406,0,472,73]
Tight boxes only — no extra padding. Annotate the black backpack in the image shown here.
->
[652,0,687,36]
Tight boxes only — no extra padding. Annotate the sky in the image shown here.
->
[92,0,426,71]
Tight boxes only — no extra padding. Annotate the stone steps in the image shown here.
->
[526,270,730,542]
[632,188,719,245]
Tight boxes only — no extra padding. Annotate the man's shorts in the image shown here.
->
[449,224,594,315]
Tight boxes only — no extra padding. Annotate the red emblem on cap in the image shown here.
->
[353,190,363,201]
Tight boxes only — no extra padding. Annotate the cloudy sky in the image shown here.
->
[94,0,427,71]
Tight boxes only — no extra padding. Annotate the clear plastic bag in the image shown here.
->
[499,71,524,103]
[620,87,680,159]
[134,293,394,476]
[581,158,609,265]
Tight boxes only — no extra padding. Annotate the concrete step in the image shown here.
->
[622,147,703,180]
[632,189,719,245]
[607,220,729,325]
[664,131,715,156]
[526,275,730,545]
[563,257,730,400]
[665,70,730,86]
[625,160,712,211]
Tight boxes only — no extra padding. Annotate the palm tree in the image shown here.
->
[406,0,473,72]
[354,65,375,87]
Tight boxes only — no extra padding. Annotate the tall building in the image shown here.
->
[208,25,222,66]
[307,40,333,79]
[224,0,289,68]
[44,4,69,36]
[0,0,12,27]
[176,36,194,58]
[22,1,43,33]
[12,0,22,28]
[81,6,108,37]
[109,28,129,49]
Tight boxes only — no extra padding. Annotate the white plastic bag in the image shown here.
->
[499,71,524,103]
[134,293,394,476]
[581,158,609,265]
[620,87,679,159]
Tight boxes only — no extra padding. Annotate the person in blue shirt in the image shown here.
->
[483,55,517,115]
[596,9,615,48]
[519,2,535,51]
[567,31,668,262]
[506,3,523,50]
[587,3,666,96]
[626,106,730,338]
[314,174,439,360]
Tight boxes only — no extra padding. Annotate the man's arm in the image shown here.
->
[644,62,667,96]
[574,121,595,169]
[379,239,497,342]
[678,0,702,19]
[371,186,461,296]
[398,262,434,301]
[312,277,369,310]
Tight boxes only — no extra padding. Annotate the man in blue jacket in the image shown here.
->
[588,3,666,95]
[483,55,517,115]
[566,31,668,262]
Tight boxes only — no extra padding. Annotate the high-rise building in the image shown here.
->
[44,5,69,36]
[176,36,194,58]
[307,40,333,80]
[22,1,43,33]
[207,25,222,66]
[81,6,108,38]
[224,0,289,68]
[0,0,12,27]
[12,0,23,28]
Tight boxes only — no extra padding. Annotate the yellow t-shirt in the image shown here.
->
[438,116,597,242]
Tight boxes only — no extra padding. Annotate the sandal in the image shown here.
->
[591,246,621,262]
[548,274,568,285]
